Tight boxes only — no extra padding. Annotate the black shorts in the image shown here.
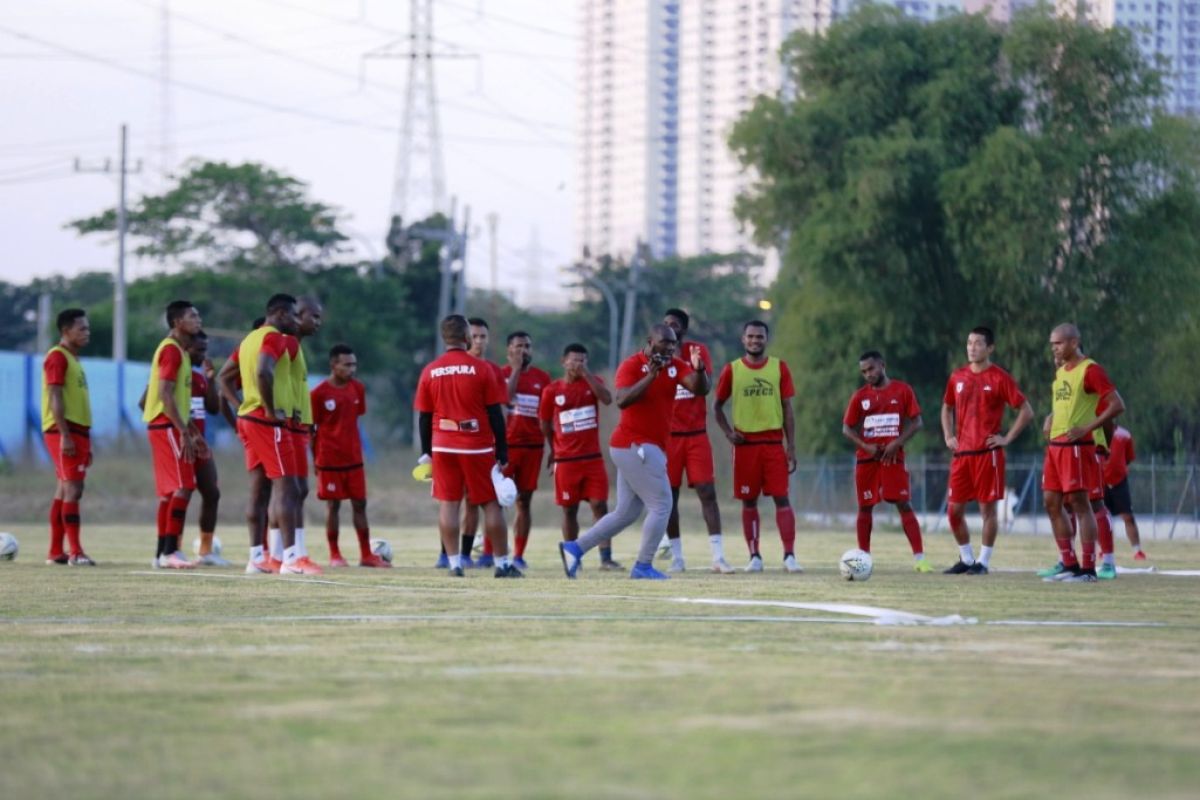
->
[1103,478,1133,516]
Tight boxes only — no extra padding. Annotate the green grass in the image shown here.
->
[2,523,1199,800]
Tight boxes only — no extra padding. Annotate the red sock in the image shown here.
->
[355,527,370,558]
[166,494,190,537]
[482,535,494,556]
[1056,538,1079,568]
[49,498,65,558]
[900,510,923,555]
[776,506,796,554]
[515,534,529,559]
[1095,506,1114,556]
[856,510,873,552]
[1080,542,1096,571]
[326,527,342,558]
[156,496,169,537]
[62,501,82,556]
[741,507,760,555]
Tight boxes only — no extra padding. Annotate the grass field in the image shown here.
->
[2,521,1199,800]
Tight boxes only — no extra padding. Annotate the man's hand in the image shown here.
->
[60,434,77,458]
[1066,425,1091,443]
[180,429,196,463]
[944,434,958,451]
[192,432,211,461]
[1042,415,1053,439]
[985,433,1008,449]
[786,445,797,474]
[689,346,703,372]
[881,440,902,464]
[860,442,879,459]
[724,429,745,445]
[507,350,525,373]
[202,357,215,381]
[646,355,664,376]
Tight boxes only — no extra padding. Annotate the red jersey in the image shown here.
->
[942,364,1026,452]
[715,357,796,443]
[147,343,185,426]
[502,364,552,446]
[311,378,367,467]
[539,376,605,461]
[1103,426,1136,486]
[191,366,208,436]
[671,340,713,434]
[843,379,921,460]
[415,348,508,453]
[610,352,694,451]
[44,350,69,385]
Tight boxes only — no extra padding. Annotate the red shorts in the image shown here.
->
[947,449,1006,504]
[433,451,497,504]
[147,425,198,497]
[1090,451,1106,501]
[316,465,367,501]
[44,429,91,482]
[237,416,295,479]
[668,433,715,488]
[504,445,543,493]
[289,426,311,479]
[855,459,911,506]
[553,456,609,506]
[733,442,789,500]
[1042,442,1100,495]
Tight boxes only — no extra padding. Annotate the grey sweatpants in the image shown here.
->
[577,443,673,565]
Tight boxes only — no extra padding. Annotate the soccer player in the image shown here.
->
[841,351,932,571]
[558,324,710,580]
[41,308,95,566]
[939,326,1033,574]
[538,343,622,570]
[187,331,232,566]
[218,293,320,575]
[1039,323,1125,583]
[456,317,506,568]
[415,314,522,578]
[1103,425,1146,560]
[498,330,551,570]
[713,320,801,573]
[662,309,732,573]
[143,300,208,569]
[311,344,389,568]
[284,296,323,565]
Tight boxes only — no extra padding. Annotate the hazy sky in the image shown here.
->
[0,0,575,307]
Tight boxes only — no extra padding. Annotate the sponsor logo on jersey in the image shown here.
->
[1055,381,1072,402]
[742,377,775,398]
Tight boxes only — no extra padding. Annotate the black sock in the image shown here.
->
[600,546,613,562]
[156,537,164,558]
[461,533,475,554]
[162,535,178,555]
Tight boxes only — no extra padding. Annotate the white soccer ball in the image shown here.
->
[370,538,393,564]
[0,532,18,561]
[191,536,223,557]
[839,548,873,582]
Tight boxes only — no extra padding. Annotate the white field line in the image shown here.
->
[667,597,975,626]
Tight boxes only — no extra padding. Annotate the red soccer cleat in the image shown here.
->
[329,555,349,568]
[280,556,323,576]
[358,553,393,569]
[1133,550,1147,561]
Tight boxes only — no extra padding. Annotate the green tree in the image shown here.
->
[730,6,1200,453]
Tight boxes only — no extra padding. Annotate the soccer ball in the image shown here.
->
[370,538,393,564]
[839,548,873,581]
[191,536,223,556]
[0,532,18,561]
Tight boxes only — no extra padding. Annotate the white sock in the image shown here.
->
[283,545,299,563]
[669,538,684,560]
[659,533,669,549]
[958,544,975,565]
[295,527,307,557]
[709,534,725,560]
[250,544,264,562]
[1103,553,1116,566]
[913,552,925,561]
[449,553,462,569]
[979,545,994,567]
[268,528,283,559]
[498,555,512,568]
[1130,542,1142,552]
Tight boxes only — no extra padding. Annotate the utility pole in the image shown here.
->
[486,212,499,295]
[75,124,142,435]
[158,0,174,181]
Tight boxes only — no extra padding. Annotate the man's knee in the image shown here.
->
[696,483,717,503]
[772,494,790,509]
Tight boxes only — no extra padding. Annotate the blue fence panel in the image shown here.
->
[0,352,28,459]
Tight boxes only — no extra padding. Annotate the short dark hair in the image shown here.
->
[563,343,588,357]
[56,308,86,333]
[859,350,884,363]
[664,308,689,331]
[441,314,469,344]
[743,320,769,335]
[166,300,194,328]
[970,326,995,346]
[467,317,489,329]
[252,316,266,329]
[329,344,354,360]
[507,330,531,344]
[266,293,297,314]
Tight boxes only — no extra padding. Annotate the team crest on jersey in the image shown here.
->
[667,366,677,378]
[861,399,871,410]
[555,394,566,406]
[324,399,336,411]
[326,482,336,492]
[956,382,964,393]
